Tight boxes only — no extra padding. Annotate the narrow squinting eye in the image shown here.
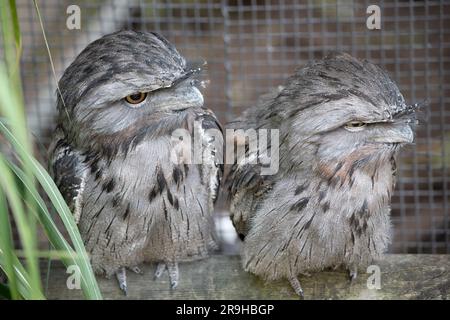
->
[124,92,147,105]
[344,121,367,132]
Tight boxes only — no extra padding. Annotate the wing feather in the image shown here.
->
[48,129,87,224]
[226,120,272,240]
[195,109,224,208]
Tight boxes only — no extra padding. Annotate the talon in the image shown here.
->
[167,262,179,290]
[120,284,128,296]
[116,267,128,296]
[154,262,166,280]
[130,266,143,275]
[349,267,358,283]
[153,261,180,289]
[288,276,304,298]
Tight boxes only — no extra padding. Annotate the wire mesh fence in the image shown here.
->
[10,0,450,254]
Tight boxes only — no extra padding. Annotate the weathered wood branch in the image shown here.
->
[44,254,449,300]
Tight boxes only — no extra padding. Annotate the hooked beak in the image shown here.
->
[166,67,204,111]
[371,123,414,144]
[371,102,420,144]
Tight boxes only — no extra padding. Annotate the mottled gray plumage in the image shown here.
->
[227,52,417,296]
[49,30,222,294]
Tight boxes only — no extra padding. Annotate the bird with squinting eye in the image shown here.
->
[49,30,223,295]
[227,52,418,297]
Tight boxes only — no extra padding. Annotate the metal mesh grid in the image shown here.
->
[12,0,450,254]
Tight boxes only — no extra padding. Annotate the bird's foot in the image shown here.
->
[154,261,179,289]
[348,267,358,283]
[130,266,144,275]
[116,267,128,296]
[154,262,166,279]
[288,276,304,299]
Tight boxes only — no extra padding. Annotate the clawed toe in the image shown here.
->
[167,262,179,289]
[154,262,179,289]
[348,267,358,283]
[154,262,166,280]
[130,266,144,275]
[116,267,128,296]
[288,276,304,298]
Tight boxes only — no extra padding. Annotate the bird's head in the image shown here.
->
[279,52,418,180]
[56,30,203,155]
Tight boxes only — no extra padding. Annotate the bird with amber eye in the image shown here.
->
[49,30,222,295]
[125,92,147,105]
[227,52,417,297]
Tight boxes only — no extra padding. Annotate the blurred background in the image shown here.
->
[10,0,450,254]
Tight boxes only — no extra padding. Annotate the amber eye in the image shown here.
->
[124,92,147,105]
[344,121,367,132]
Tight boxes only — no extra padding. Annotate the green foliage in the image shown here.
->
[0,0,102,300]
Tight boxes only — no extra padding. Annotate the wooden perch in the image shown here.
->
[44,254,449,300]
